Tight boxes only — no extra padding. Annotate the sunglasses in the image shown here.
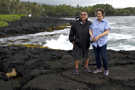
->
[81,14,87,16]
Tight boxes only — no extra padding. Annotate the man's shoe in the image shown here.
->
[84,67,92,73]
[73,69,79,75]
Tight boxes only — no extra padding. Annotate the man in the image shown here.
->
[69,11,92,75]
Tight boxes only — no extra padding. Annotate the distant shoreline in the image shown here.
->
[0,16,72,38]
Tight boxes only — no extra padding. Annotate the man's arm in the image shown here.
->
[69,24,75,44]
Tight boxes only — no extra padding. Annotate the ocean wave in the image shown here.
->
[44,33,135,51]
[108,44,135,51]
[111,25,135,29]
[44,34,72,50]
[109,33,133,40]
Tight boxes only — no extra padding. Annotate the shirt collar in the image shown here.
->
[96,18,105,22]
[79,19,88,25]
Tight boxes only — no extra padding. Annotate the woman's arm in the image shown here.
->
[94,30,109,42]
[99,30,109,37]
[89,29,94,42]
[89,29,93,37]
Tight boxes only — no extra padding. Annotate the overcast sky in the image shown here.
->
[21,0,135,8]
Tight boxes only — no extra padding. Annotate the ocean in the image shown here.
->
[0,16,135,51]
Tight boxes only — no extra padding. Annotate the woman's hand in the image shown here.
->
[93,30,109,42]
[91,36,95,42]
[93,35,101,42]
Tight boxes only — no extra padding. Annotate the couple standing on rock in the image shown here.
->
[69,8,111,76]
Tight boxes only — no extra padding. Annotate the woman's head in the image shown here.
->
[95,8,105,20]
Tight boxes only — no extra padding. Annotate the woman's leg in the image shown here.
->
[93,46,102,69]
[100,45,108,70]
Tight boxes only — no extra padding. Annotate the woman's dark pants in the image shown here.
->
[93,45,108,70]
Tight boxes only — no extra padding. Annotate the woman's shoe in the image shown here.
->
[93,69,102,74]
[104,70,109,76]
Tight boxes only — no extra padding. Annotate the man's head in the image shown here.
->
[95,8,105,20]
[80,12,88,21]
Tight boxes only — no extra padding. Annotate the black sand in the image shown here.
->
[0,46,135,90]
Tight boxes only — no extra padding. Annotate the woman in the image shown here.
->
[89,8,111,76]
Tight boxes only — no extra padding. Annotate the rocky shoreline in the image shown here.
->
[0,17,72,38]
[0,46,135,90]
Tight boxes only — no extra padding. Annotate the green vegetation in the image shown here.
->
[0,0,135,18]
[0,14,25,22]
[0,14,25,27]
[0,21,8,27]
[0,0,41,16]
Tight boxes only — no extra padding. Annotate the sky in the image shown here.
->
[21,0,135,8]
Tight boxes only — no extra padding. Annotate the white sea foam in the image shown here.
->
[108,33,133,40]
[0,28,70,43]
[44,34,73,50]
[108,44,135,51]
[44,34,135,51]
[111,25,135,29]
[44,31,135,51]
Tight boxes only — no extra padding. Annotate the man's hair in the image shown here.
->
[95,8,105,16]
[79,11,88,20]
[80,11,88,15]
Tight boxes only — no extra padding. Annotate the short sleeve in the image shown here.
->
[89,24,93,31]
[104,21,111,31]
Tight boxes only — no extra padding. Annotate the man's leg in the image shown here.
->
[84,58,92,72]
[83,49,90,69]
[73,60,80,74]
[75,60,80,70]
[84,58,89,69]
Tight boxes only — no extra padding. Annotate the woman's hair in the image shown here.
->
[95,8,105,17]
